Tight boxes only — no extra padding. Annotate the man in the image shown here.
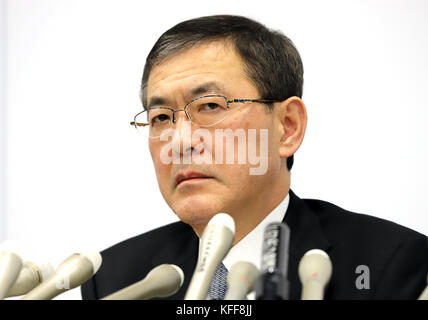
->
[81,15,428,300]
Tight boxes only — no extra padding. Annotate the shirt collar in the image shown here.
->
[222,192,290,271]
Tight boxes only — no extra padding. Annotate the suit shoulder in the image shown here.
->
[303,197,427,243]
[298,196,428,299]
[81,221,195,299]
[102,220,193,257]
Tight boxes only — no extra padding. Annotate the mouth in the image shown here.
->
[175,170,213,187]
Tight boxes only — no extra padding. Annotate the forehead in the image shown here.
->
[146,41,258,103]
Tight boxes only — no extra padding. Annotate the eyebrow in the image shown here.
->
[146,81,226,109]
[146,96,171,109]
[189,81,225,97]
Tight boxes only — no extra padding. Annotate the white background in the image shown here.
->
[1,0,427,299]
[0,0,6,245]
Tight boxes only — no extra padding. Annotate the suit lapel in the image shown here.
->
[151,222,199,300]
[283,189,331,299]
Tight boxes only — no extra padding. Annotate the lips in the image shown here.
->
[175,170,212,187]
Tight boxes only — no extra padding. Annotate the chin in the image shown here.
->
[173,200,222,227]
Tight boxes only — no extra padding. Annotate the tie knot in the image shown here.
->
[209,263,229,300]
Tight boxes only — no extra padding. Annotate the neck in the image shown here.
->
[231,178,289,246]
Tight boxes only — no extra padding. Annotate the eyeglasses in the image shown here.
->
[130,94,281,138]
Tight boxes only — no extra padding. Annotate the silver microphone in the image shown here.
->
[184,213,235,300]
[417,273,428,300]
[224,261,260,300]
[21,252,102,300]
[5,261,54,297]
[102,264,184,300]
[0,247,23,299]
[298,249,332,300]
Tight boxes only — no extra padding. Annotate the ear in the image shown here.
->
[276,96,307,159]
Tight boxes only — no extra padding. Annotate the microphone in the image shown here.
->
[417,273,428,300]
[21,252,102,300]
[0,243,24,299]
[102,264,184,300]
[184,213,235,300]
[254,222,290,300]
[298,249,332,300]
[5,261,54,298]
[224,261,260,300]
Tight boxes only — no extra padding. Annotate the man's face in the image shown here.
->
[146,41,286,233]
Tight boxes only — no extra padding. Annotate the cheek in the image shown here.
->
[149,142,159,168]
[149,143,170,185]
[223,112,275,161]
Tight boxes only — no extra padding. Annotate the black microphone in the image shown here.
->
[254,222,290,300]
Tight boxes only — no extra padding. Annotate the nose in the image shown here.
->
[171,113,204,158]
[171,109,188,124]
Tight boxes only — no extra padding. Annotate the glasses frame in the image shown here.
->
[130,94,282,130]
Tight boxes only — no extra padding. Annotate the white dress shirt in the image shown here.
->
[201,193,290,300]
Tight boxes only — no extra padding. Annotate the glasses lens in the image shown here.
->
[187,96,228,127]
[134,108,174,138]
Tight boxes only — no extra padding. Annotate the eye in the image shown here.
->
[198,102,222,112]
[152,114,171,123]
[151,113,171,125]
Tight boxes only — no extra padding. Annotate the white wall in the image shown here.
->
[3,0,428,299]
[0,0,6,243]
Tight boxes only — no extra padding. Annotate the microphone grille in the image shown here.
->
[83,251,102,274]
[208,213,235,234]
[169,264,185,287]
[298,249,332,284]
[304,249,329,259]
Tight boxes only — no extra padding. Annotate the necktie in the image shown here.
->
[209,263,229,300]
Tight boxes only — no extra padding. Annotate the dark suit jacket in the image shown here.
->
[81,190,428,300]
